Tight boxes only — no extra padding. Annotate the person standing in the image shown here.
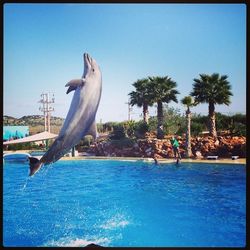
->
[170,135,181,162]
[153,154,159,165]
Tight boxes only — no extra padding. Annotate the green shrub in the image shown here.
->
[231,113,246,124]
[229,122,246,136]
[134,121,149,138]
[148,117,157,132]
[215,112,231,131]
[124,120,137,137]
[75,135,94,151]
[103,122,119,132]
[191,122,204,136]
[163,106,185,135]
[109,125,126,140]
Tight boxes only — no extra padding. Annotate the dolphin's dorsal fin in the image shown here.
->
[65,78,85,94]
[86,120,98,139]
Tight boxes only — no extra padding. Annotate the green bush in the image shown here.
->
[231,113,246,124]
[192,114,208,129]
[103,122,119,132]
[134,121,149,138]
[191,122,205,136]
[78,135,94,146]
[163,106,185,135]
[148,117,157,132]
[109,125,126,140]
[124,120,137,137]
[215,113,231,131]
[229,122,246,136]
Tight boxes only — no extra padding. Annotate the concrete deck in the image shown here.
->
[3,150,246,165]
[59,156,246,165]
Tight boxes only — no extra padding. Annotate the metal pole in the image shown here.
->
[125,101,132,121]
[39,92,55,133]
[128,103,130,121]
[43,94,47,131]
[47,93,50,133]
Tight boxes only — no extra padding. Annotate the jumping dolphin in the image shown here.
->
[28,53,102,176]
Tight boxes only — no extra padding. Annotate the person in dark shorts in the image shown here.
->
[170,135,181,163]
[153,155,159,165]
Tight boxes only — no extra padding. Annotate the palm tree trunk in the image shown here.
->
[157,101,164,139]
[143,103,149,124]
[185,107,192,157]
[208,102,217,138]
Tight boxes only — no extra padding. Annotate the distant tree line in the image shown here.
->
[3,115,64,127]
[97,106,246,140]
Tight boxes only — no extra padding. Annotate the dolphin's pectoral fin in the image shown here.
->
[86,120,98,139]
[65,78,85,87]
[66,86,77,94]
[65,78,85,94]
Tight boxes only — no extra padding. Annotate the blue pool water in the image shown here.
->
[3,159,246,247]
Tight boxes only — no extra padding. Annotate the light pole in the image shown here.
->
[125,100,133,121]
[39,92,55,132]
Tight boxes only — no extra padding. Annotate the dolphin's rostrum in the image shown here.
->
[28,53,102,176]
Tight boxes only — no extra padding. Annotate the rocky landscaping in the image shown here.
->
[88,134,246,159]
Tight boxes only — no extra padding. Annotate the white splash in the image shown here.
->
[100,214,130,230]
[101,220,129,229]
[45,236,110,247]
[20,177,29,192]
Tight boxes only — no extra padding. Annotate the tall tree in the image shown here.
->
[190,73,233,137]
[181,96,195,158]
[148,76,179,139]
[128,78,153,124]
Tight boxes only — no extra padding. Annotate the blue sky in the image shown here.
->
[4,3,246,122]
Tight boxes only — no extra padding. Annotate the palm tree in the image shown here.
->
[181,96,196,158]
[190,73,232,138]
[148,76,179,139]
[128,78,153,124]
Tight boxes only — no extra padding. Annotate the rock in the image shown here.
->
[195,151,203,158]
[88,135,246,158]
[145,147,152,153]
[154,153,163,159]
[214,139,220,146]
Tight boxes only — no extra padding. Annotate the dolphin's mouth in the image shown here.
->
[83,53,92,77]
[84,53,92,67]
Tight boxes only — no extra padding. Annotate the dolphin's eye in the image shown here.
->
[92,68,95,72]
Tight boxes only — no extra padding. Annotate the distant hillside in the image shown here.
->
[3,115,65,134]
[3,115,65,126]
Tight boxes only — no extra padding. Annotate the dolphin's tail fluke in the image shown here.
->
[28,157,43,176]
